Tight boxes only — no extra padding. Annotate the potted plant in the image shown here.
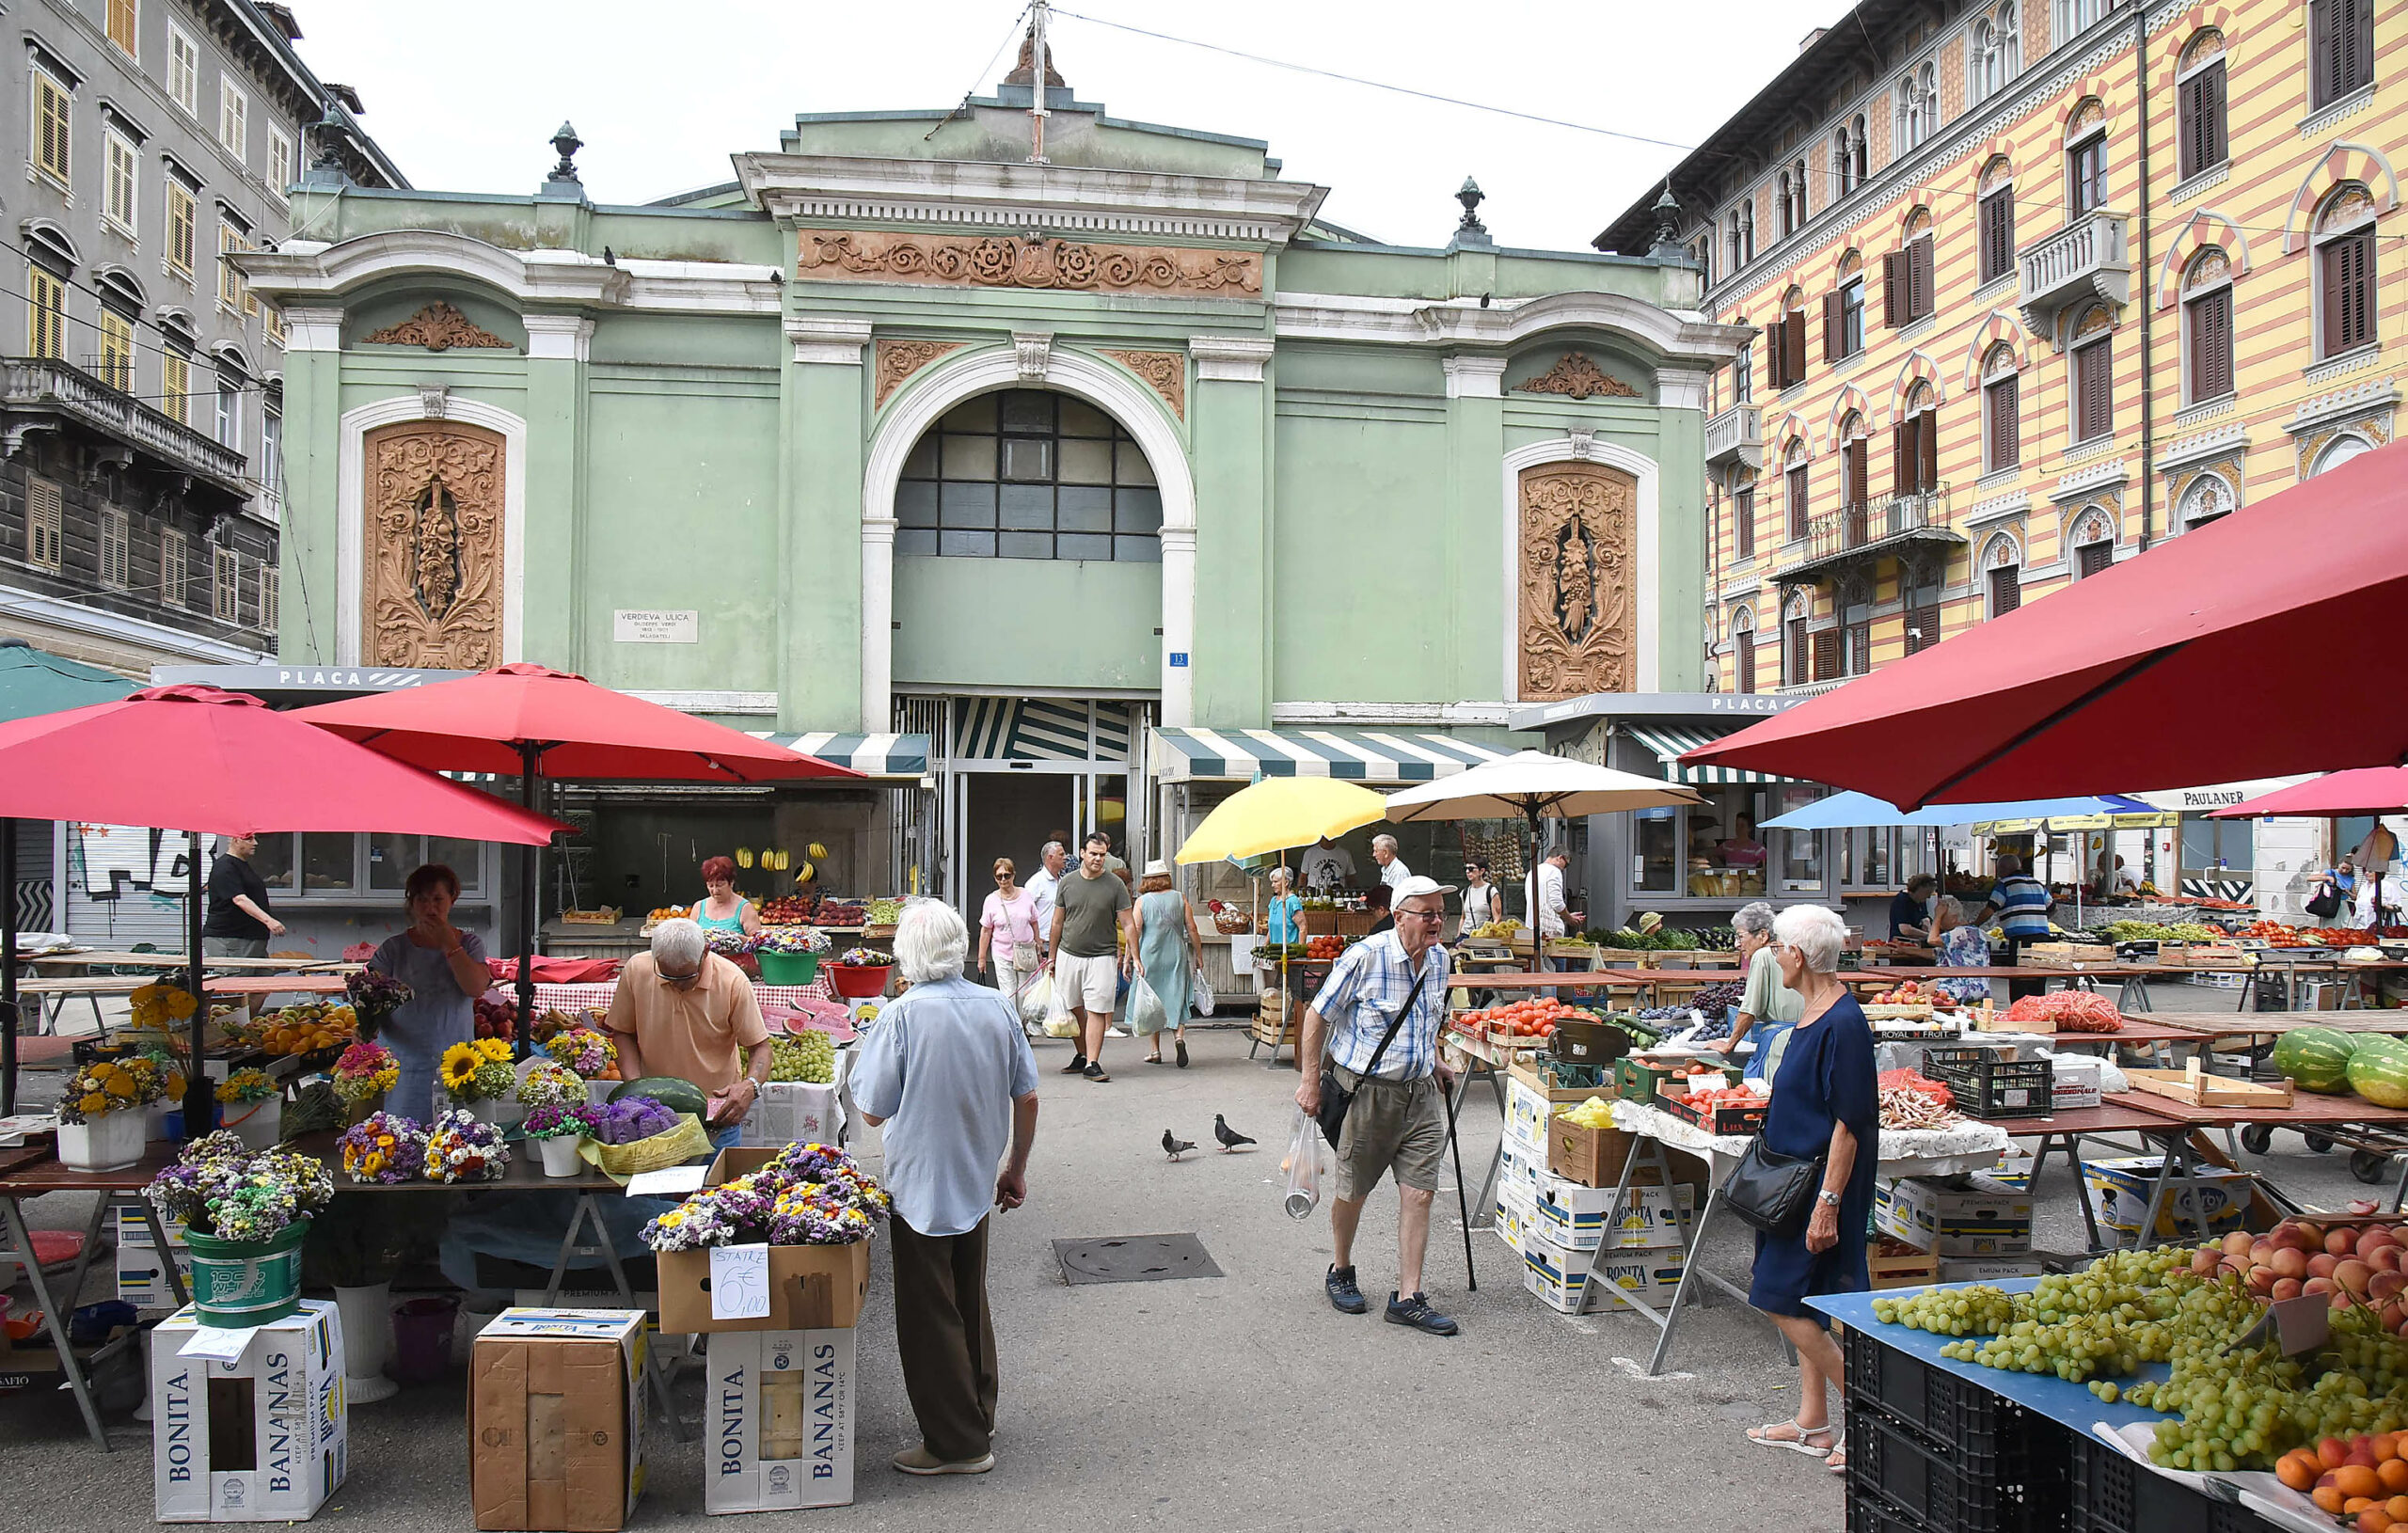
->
[542,1026,619,1104]
[146,1131,333,1326]
[343,969,412,1040]
[515,1063,586,1174]
[755,925,831,987]
[56,1055,171,1169]
[214,1068,282,1149]
[423,1110,511,1183]
[330,1041,399,1123]
[439,1038,520,1126]
[522,1101,600,1177]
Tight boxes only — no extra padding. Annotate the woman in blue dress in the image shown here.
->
[369,865,491,1123]
[1742,903,1878,1477]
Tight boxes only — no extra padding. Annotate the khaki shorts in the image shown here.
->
[1331,1065,1448,1201]
[1055,951,1120,1015]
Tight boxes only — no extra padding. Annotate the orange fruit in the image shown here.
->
[2360,1509,2393,1533]
[2381,1460,2408,1493]
[2322,1487,2353,1515]
[2344,1497,2372,1516]
[2392,1495,2408,1521]
[2286,1453,2329,1492]
[2377,1433,2402,1462]
[2330,1440,2359,1470]
[2339,1465,2384,1500]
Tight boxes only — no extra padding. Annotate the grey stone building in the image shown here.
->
[3,0,401,673]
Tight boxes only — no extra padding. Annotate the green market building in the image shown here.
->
[236,44,1749,946]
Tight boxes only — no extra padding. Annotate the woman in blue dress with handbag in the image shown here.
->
[1742,903,1878,1477]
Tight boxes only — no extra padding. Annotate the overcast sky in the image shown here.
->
[292,1,1821,252]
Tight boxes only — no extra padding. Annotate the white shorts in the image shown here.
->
[1056,951,1119,1015]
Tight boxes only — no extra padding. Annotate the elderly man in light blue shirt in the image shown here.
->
[849,898,1039,1478]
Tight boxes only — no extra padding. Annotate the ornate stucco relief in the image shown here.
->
[363,420,505,668]
[1099,349,1186,417]
[1517,461,1636,700]
[872,340,966,408]
[361,302,513,352]
[799,232,1261,297]
[1514,351,1640,402]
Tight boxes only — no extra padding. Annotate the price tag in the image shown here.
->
[709,1243,771,1320]
[178,1325,253,1363]
[624,1164,707,1198]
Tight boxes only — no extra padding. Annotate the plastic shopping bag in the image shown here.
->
[1018,970,1054,1028]
[1191,967,1216,1016]
[1127,972,1168,1036]
[1041,972,1079,1038]
[1282,1104,1322,1219]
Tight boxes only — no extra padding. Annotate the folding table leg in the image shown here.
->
[2,1196,109,1449]
[135,1197,187,1307]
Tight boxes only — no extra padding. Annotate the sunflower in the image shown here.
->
[439,1042,483,1092]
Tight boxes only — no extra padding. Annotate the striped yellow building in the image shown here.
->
[1599,0,2396,696]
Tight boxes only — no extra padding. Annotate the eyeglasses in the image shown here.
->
[1399,908,1445,923]
[657,961,704,985]
[995,871,1014,880]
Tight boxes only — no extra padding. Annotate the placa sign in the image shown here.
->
[613,608,700,644]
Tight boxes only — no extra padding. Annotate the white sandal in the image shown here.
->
[1746,1418,1835,1458]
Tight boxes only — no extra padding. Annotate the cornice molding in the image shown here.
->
[238,232,784,316]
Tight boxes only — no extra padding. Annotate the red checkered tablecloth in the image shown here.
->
[524,976,837,1017]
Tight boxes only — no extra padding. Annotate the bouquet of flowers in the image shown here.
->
[424,1109,510,1183]
[56,1054,171,1123]
[542,1027,617,1079]
[832,946,892,968]
[521,1101,600,1142]
[129,982,198,1031]
[331,1041,399,1108]
[704,928,759,957]
[756,925,832,956]
[345,969,413,1035]
[214,1068,277,1104]
[515,1061,585,1111]
[439,1037,516,1104]
[149,1130,333,1242]
[338,1111,428,1183]
[641,1141,888,1253]
[588,1095,680,1146]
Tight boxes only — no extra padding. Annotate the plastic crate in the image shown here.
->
[1923,1048,2056,1118]
[1844,1328,2030,1454]
[1847,1489,1936,1533]
[1848,1407,2067,1533]
[2067,1429,2267,1533]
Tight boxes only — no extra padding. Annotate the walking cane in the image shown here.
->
[1442,1072,1477,1291]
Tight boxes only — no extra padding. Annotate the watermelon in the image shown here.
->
[610,1074,708,1118]
[2273,1026,2358,1094]
[2345,1036,2408,1110]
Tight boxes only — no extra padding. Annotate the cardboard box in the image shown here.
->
[1505,1063,1591,1150]
[118,1205,196,1307]
[739,1083,843,1149]
[1497,1139,1545,1196]
[705,1328,858,1512]
[1521,1231,1686,1314]
[1493,1183,1537,1254]
[654,1149,873,1335]
[2048,1056,2103,1112]
[469,1309,646,1532]
[1872,1176,2035,1256]
[0,1335,66,1391]
[152,1300,346,1523]
[1531,1176,1694,1253]
[1939,1257,2048,1283]
[2083,1156,2249,1238]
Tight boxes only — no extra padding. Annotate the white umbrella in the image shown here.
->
[1386,751,1704,934]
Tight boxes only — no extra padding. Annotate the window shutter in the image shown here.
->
[1735,489,1755,559]
[2079,541,2114,578]
[1785,309,1807,384]
[1918,409,1938,494]
[1846,436,1868,511]
[1891,425,1909,501]
[1905,602,1942,655]
[1883,250,1905,326]
[1736,630,1756,692]
[1823,291,1844,361]
[1813,628,1843,682]
[2205,62,2227,166]
[2077,343,2111,440]
[2326,234,2371,354]
[1990,564,2022,615]
[1763,323,1785,387]
[2353,0,2375,95]
[1994,375,2020,466]
[2178,73,2202,180]
[1911,237,1935,320]
[2192,290,2231,399]
[1788,619,1809,685]
[2313,3,2336,104]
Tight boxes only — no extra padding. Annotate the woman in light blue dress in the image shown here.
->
[369,864,490,1122]
[1134,861,1202,1068]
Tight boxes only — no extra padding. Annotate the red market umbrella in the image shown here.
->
[2208,768,2408,819]
[291,664,859,1048]
[1682,442,2408,807]
[0,685,568,1120]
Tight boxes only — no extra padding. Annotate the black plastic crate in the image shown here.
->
[1848,1488,1940,1533]
[1924,1047,2055,1117]
[2067,1428,2269,1533]
[1845,1327,2026,1456]
[1849,1406,2068,1533]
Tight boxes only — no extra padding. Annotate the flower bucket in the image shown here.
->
[389,1295,458,1385]
[183,1220,309,1328]
[467,1097,524,1130]
[586,1079,616,1107]
[224,1095,282,1151]
[538,1135,584,1177]
[756,949,821,987]
[334,1282,398,1404]
[57,1112,147,1172]
[825,962,892,999]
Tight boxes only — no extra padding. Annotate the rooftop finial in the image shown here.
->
[541,122,585,198]
[1002,22,1065,88]
[1451,176,1494,248]
[1651,181,1683,252]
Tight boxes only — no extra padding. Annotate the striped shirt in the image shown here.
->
[1309,930,1450,1083]
[1988,876,2054,939]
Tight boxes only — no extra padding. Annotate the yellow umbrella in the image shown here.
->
[1175,777,1389,864]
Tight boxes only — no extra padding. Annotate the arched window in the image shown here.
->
[2178,31,2228,181]
[2315,183,2378,358]
[1919,64,1939,139]
[1985,533,2023,617]
[1977,158,2017,285]
[896,388,1161,561]
[1826,251,1865,361]
[1982,342,2021,472]
[1783,589,1814,687]
[1779,161,1806,238]
[1838,412,1871,526]
[2057,0,2103,37]
[1832,125,1855,197]
[2070,305,2114,444]
[1894,384,1938,499]
[1886,211,1935,326]
[1732,606,1758,693]
[1783,440,1811,542]
[2067,101,2109,214]
[1971,16,2004,102]
[1894,73,1925,152]
[1997,3,2020,80]
[2178,472,2235,526]
[2182,247,2235,403]
[2070,507,2115,577]
[2313,433,2375,477]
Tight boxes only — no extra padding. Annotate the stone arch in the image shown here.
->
[2284,143,2400,253]
[2064,91,2111,143]
[1977,154,2014,197]
[1826,385,1873,450]
[2155,210,2253,307]
[2067,502,2117,549]
[1770,412,1812,459]
[1890,351,1945,425]
[1958,310,2032,387]
[1981,528,2024,569]
[1900,205,1934,242]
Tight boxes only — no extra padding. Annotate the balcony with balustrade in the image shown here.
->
[1704,403,1763,471]
[2017,212,2131,340]
[1774,490,1960,586]
[1,356,248,494]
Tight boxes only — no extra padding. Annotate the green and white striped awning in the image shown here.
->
[1622,723,1802,786]
[1152,728,1511,783]
[750,733,930,780]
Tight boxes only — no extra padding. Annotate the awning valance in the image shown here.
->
[1152,728,1510,783]
[1623,723,1803,786]
[750,733,930,780]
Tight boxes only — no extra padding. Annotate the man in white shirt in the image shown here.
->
[1023,841,1067,934]
[1371,834,1412,894]
[1535,849,1577,939]
[1301,838,1356,892]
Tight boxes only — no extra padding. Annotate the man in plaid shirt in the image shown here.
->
[1295,876,1460,1335]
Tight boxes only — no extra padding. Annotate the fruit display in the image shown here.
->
[864,897,906,926]
[610,1074,709,1119]
[2279,1025,2364,1095]
[1465,919,1523,941]
[232,1002,357,1058]
[1555,1095,1617,1130]
[645,906,689,925]
[758,895,816,925]
[812,898,868,927]
[1458,997,1589,1038]
[1305,935,1345,960]
[768,1030,836,1083]
[2273,1431,2408,1527]
[2350,1037,2408,1110]
[2002,990,2126,1033]
[471,992,517,1040]
[1868,978,1950,1008]
[2099,920,2226,943]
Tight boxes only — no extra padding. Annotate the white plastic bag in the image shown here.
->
[1127,971,1168,1035]
[1018,970,1054,1027]
[1040,972,1079,1037]
[1191,967,1216,1016]
[1282,1105,1322,1219]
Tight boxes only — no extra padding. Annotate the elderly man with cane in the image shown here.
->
[1294,875,1470,1335]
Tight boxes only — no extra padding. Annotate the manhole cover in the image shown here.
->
[1053,1233,1223,1286]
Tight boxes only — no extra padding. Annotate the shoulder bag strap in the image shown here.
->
[1357,964,1432,1081]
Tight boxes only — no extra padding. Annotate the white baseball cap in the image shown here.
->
[1391,875,1457,902]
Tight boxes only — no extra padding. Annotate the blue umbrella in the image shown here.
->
[1761,790,2157,830]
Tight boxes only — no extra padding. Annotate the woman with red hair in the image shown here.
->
[691,856,763,937]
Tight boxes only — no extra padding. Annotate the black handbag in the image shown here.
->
[2308,880,2343,919]
[1719,1137,1827,1235]
[1315,971,1430,1150]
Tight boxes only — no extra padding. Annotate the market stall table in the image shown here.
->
[8,975,149,1036]
[1974,1099,2216,1253]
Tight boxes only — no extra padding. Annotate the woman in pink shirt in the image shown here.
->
[978,857,1048,1019]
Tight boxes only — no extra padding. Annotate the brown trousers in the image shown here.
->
[889,1213,998,1462]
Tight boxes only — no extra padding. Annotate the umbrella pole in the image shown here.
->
[2,817,16,1116]
[184,830,208,1139]
[515,744,541,1060]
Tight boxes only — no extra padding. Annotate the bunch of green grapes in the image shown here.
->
[1876,1284,2018,1337]
[768,1030,835,1083]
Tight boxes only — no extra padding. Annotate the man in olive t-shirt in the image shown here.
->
[1046,833,1135,1082]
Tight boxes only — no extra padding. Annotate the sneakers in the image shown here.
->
[892,1445,994,1476]
[1059,1053,1088,1075]
[1324,1264,1368,1315]
[1105,1026,1131,1038]
[1385,1291,1460,1335]
[1083,1060,1111,1083]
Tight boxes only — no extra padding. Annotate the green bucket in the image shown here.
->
[756,950,822,987]
[182,1220,309,1327]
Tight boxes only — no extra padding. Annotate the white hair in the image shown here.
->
[894,897,968,983]
[651,918,705,972]
[1933,895,1968,928]
[1772,904,1848,973]
[1268,865,1291,890]
[1733,900,1777,939]
[1042,840,1066,859]
[1371,833,1398,854]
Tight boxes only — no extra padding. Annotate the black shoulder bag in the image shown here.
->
[2308,879,2343,920]
[1314,970,1430,1150]
[1719,1138,1826,1235]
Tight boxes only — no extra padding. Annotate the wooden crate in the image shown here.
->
[1868,1243,1942,1290]
[2166,943,2246,968]
[1861,1003,1938,1020]
[2125,1062,2293,1109]
[556,907,624,925]
[2023,942,2115,967]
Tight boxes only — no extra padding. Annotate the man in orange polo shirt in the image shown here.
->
[602,918,773,1145]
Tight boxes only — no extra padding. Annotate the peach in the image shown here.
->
[2307,1276,2337,1297]
[2275,1247,2312,1279]
[2336,1288,2361,1311]
[2192,1247,2222,1275]
[2316,1485,2347,1515]
[2314,1253,2344,1280]
[2273,1226,2312,1253]
[2273,1277,2305,1301]
[2255,1269,2283,1295]
[2381,1301,2405,1332]
[2371,1246,2403,1274]
[2380,1458,2408,1493]
[2225,1229,2257,1256]
[2331,1227,2361,1257]
[2363,1506,2392,1533]
[2341,1260,2375,1295]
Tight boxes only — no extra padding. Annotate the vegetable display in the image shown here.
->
[2003,991,2125,1033]
[2099,921,2226,943]
[1458,997,1588,1038]
[610,1075,709,1119]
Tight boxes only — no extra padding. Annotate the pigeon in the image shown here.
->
[1162,1129,1196,1162]
[1213,1114,1257,1153]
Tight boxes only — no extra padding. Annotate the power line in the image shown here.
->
[1,235,278,361]
[927,3,1036,141]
